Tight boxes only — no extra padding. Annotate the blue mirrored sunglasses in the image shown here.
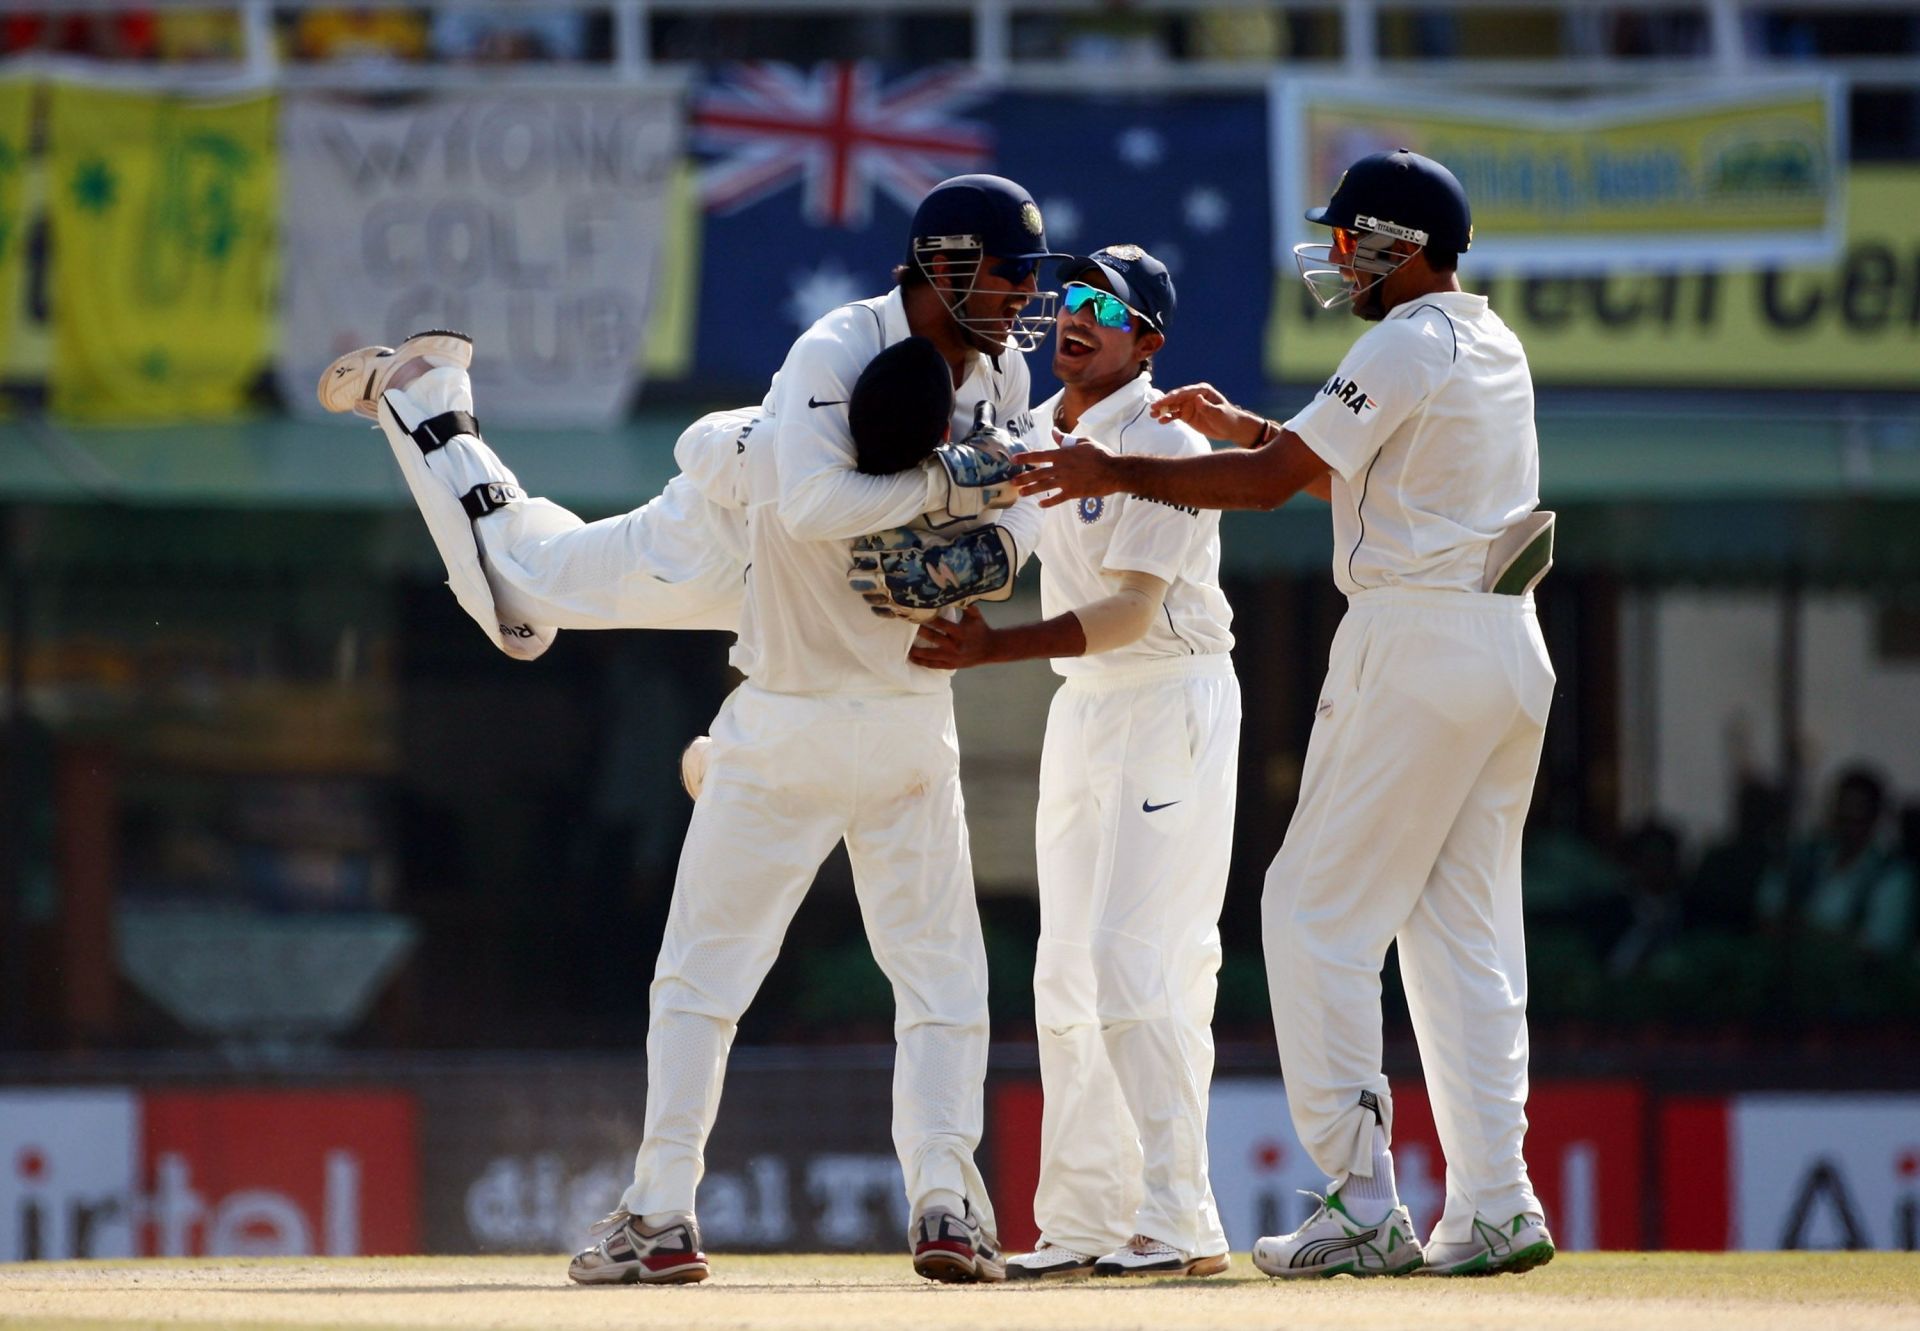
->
[989,255,1042,284]
[1062,281,1150,332]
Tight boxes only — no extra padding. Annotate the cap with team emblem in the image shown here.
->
[1307,149,1473,253]
[908,174,1069,264]
[1057,243,1176,332]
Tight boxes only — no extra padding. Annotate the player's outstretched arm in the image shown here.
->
[907,571,1168,670]
[1015,422,1330,513]
[1149,382,1269,447]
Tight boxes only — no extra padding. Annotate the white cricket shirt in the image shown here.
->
[1283,291,1540,597]
[1034,374,1235,678]
[734,289,1043,695]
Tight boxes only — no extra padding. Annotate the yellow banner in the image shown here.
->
[1268,166,1918,390]
[0,80,34,377]
[1276,80,1843,272]
[48,84,276,422]
[642,159,699,379]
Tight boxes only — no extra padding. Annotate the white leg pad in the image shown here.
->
[376,370,557,661]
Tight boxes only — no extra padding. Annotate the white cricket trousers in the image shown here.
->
[1032,655,1240,1259]
[1264,587,1553,1246]
[623,683,996,1232]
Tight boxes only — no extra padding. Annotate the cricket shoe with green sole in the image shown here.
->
[1251,1190,1424,1278]
[1420,1212,1555,1276]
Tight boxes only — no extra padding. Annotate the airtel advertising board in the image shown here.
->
[0,1089,417,1261]
[1662,1093,1920,1250]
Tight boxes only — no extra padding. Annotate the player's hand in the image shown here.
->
[1013,431,1124,507]
[1150,382,1268,447]
[909,605,994,670]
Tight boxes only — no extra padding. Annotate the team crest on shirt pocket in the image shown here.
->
[1077,496,1105,524]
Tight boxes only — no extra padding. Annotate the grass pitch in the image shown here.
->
[1,1252,1915,1331]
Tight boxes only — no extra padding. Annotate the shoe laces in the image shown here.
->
[1126,1235,1180,1257]
[586,1209,631,1240]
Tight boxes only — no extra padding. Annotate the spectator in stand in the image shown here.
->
[1758,766,1915,957]
[431,5,589,64]
[291,6,427,67]
[1607,819,1686,977]
[1687,779,1785,935]
[155,10,244,62]
[1901,802,1920,952]
[1,11,157,60]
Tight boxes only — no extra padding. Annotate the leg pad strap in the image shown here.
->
[410,410,481,455]
[461,481,523,519]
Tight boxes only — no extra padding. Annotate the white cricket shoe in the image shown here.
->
[1093,1234,1230,1278]
[566,1208,709,1285]
[910,1201,1006,1283]
[1251,1190,1423,1278]
[1421,1212,1555,1276]
[679,735,713,800]
[317,329,473,419]
[1005,1242,1098,1281]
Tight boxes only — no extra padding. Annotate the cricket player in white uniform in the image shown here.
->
[910,246,1237,1280]
[566,174,1063,1286]
[1017,151,1558,1279]
[317,332,973,808]
[316,330,750,654]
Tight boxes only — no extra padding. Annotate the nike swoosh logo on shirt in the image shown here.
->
[1142,799,1181,813]
[808,397,846,409]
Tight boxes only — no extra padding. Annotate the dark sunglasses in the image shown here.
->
[989,255,1042,284]
[1062,281,1152,332]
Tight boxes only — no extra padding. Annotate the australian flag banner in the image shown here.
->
[688,63,1272,405]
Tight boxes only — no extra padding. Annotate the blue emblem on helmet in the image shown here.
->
[1077,496,1105,524]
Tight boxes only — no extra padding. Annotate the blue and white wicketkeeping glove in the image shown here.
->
[921,405,1024,528]
[848,524,1016,622]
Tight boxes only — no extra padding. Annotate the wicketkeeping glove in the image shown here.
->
[921,402,1024,528]
[848,524,1016,622]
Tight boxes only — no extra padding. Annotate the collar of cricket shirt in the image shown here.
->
[1061,370,1154,450]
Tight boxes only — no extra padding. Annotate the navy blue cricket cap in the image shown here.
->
[1058,244,1176,333]
[908,174,1069,264]
[1307,149,1473,253]
[849,336,954,477]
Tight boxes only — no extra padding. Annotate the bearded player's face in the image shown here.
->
[948,255,1035,353]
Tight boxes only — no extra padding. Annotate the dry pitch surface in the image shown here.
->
[2,1252,1917,1331]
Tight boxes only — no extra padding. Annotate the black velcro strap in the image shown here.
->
[410,410,481,454]
[461,481,523,519]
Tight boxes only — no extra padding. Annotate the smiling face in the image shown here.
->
[923,252,1041,356]
[963,255,1039,351]
[1051,272,1162,394]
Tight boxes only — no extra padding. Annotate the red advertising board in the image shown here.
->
[1658,1096,1731,1249]
[1661,1093,1920,1251]
[141,1091,418,1256]
[1391,1080,1645,1252]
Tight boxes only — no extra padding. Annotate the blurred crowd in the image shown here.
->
[3,5,1914,69]
[0,6,598,66]
[1522,767,1920,1034]
[4,5,1913,162]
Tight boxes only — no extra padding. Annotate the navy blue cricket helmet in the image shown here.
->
[908,174,1068,353]
[1296,149,1472,309]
